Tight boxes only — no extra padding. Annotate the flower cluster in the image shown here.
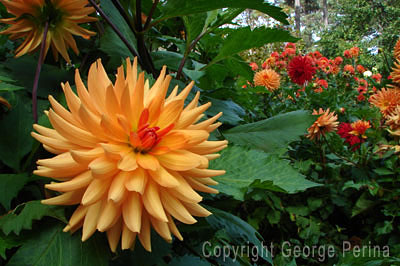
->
[306,108,338,140]
[337,120,370,150]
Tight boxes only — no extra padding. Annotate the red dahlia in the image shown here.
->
[288,55,316,86]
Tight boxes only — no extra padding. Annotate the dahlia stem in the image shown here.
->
[111,0,136,34]
[32,21,49,123]
[88,0,142,64]
[143,0,159,31]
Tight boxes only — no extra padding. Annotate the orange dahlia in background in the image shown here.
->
[32,58,227,252]
[390,60,400,85]
[394,38,400,60]
[306,108,338,140]
[385,106,400,130]
[349,120,371,138]
[253,69,281,92]
[0,0,96,63]
[369,88,400,117]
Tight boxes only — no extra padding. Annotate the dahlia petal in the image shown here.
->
[49,95,83,129]
[89,156,119,179]
[172,130,209,146]
[101,143,131,160]
[167,214,183,241]
[121,223,137,250]
[100,115,127,142]
[176,81,194,101]
[108,171,129,203]
[65,205,88,232]
[82,200,102,241]
[125,168,148,194]
[196,177,218,186]
[157,99,184,129]
[157,150,202,171]
[97,199,121,232]
[118,151,138,171]
[78,104,109,140]
[41,189,84,205]
[147,76,170,125]
[184,91,200,111]
[159,189,197,224]
[168,171,202,203]
[188,112,222,130]
[52,30,71,63]
[48,109,98,148]
[165,85,179,103]
[130,72,145,130]
[149,216,172,242]
[136,153,159,171]
[206,122,222,132]
[138,211,151,252]
[33,124,65,140]
[187,140,228,155]
[155,132,187,151]
[148,166,179,188]
[75,70,99,115]
[182,168,226,178]
[186,177,218,194]
[33,165,85,180]
[122,192,142,233]
[62,82,82,122]
[175,102,211,129]
[37,152,80,169]
[43,144,63,154]
[45,170,92,192]
[70,147,104,164]
[181,202,212,217]
[81,178,112,206]
[142,180,168,222]
[105,84,121,121]
[106,218,122,253]
[120,84,133,126]
[114,66,126,103]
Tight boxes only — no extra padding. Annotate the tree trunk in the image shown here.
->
[322,0,328,27]
[295,0,301,34]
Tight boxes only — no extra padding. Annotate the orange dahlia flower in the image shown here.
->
[391,59,400,85]
[385,106,400,130]
[0,0,96,63]
[306,108,338,140]
[369,88,400,117]
[32,58,227,252]
[349,120,370,138]
[394,38,400,60]
[253,69,280,92]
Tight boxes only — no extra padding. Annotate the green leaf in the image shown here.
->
[99,0,138,60]
[0,233,21,260]
[224,110,313,153]
[210,146,320,200]
[182,13,207,45]
[151,50,185,71]
[156,0,289,25]
[0,97,33,170]
[0,201,66,235]
[167,255,210,266]
[351,192,376,217]
[0,82,24,92]
[0,173,29,210]
[7,223,110,266]
[209,27,298,65]
[206,207,273,264]
[206,98,245,125]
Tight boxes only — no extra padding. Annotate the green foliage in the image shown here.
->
[0,173,29,209]
[211,146,320,200]
[224,110,313,153]
[7,223,110,266]
[0,201,66,235]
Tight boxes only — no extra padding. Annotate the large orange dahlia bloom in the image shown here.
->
[32,58,227,252]
[369,88,400,117]
[0,0,96,63]
[394,38,400,60]
[253,69,280,92]
[306,108,338,140]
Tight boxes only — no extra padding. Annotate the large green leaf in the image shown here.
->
[210,146,321,200]
[155,0,289,25]
[206,98,245,126]
[209,27,298,65]
[99,0,138,60]
[206,207,273,264]
[0,233,20,260]
[0,97,33,170]
[0,173,29,210]
[224,110,313,153]
[7,223,110,266]
[0,201,66,235]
